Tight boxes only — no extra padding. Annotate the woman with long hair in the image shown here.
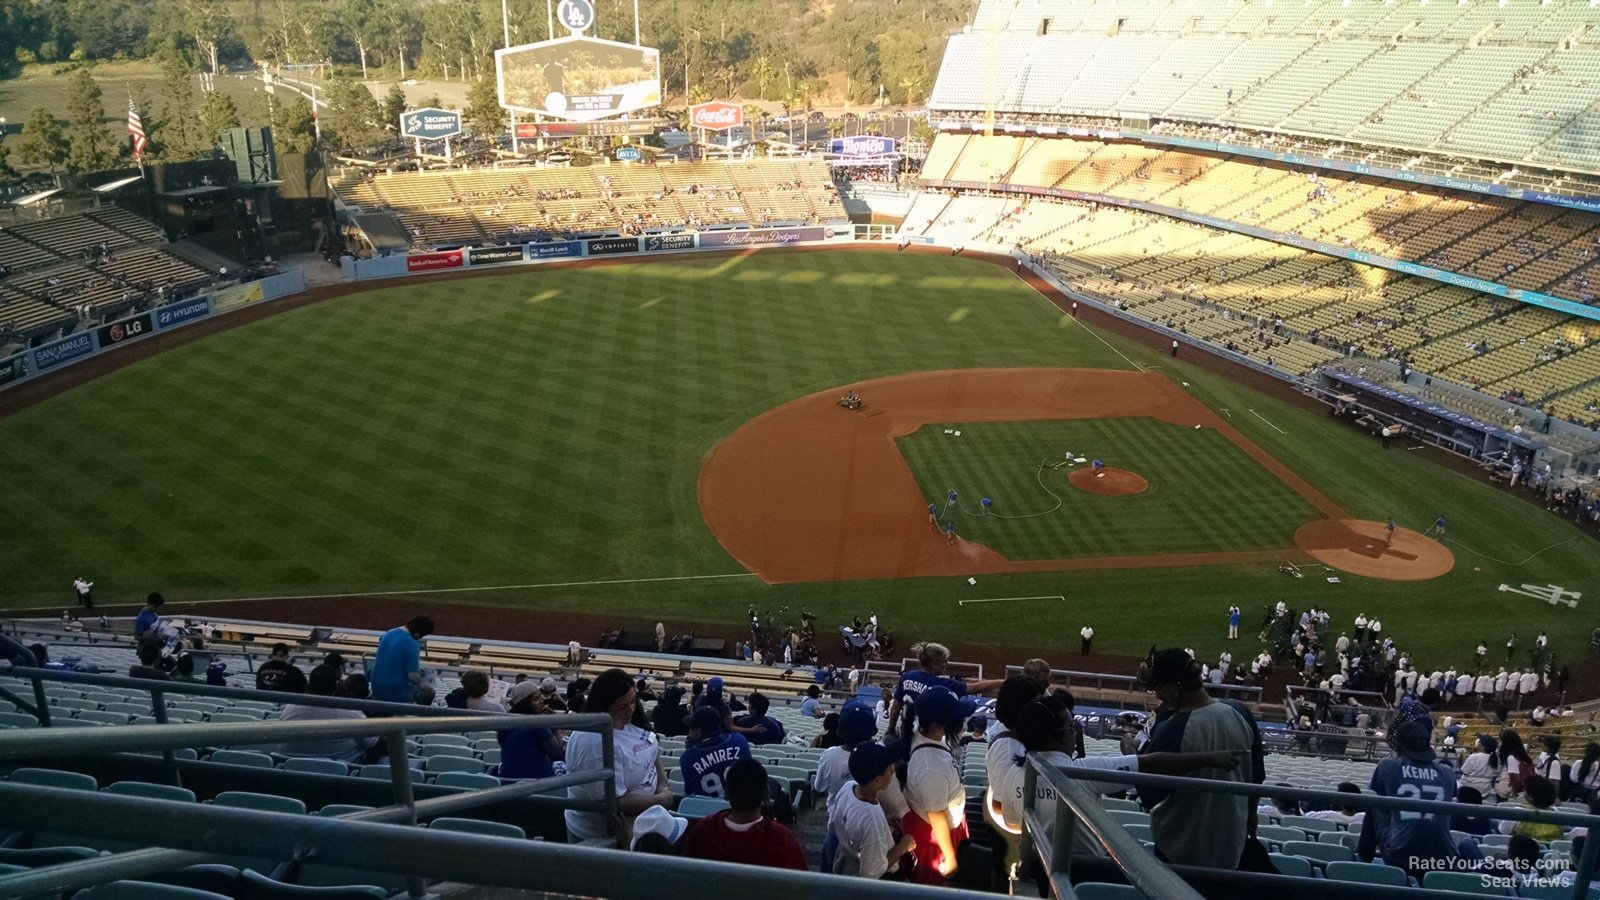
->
[1458,735,1499,797]
[564,668,672,843]
[1568,743,1600,804]
[1496,729,1534,800]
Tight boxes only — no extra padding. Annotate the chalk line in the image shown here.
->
[1248,409,1287,434]
[958,595,1067,607]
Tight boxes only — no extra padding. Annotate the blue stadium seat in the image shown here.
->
[0,711,39,728]
[73,882,230,899]
[1071,884,1140,900]
[211,792,307,815]
[1267,852,1313,878]
[317,805,375,818]
[428,818,526,839]
[10,768,99,791]
[1420,870,1510,894]
[208,750,275,768]
[417,744,476,759]
[76,710,132,726]
[281,758,351,776]
[432,772,501,790]
[678,796,731,819]
[105,779,187,809]
[1324,860,1409,886]
[1280,840,1354,865]
[239,868,387,899]
[0,846,103,866]
[418,734,472,748]
[423,756,485,775]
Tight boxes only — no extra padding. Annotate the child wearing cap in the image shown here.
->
[903,686,977,883]
[829,742,917,879]
[815,701,882,803]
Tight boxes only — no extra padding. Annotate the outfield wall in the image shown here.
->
[348,226,852,282]
[0,271,306,393]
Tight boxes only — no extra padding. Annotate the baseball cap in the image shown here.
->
[507,680,540,708]
[1392,720,1436,763]
[915,687,976,728]
[684,705,722,734]
[629,805,689,851]
[838,700,878,745]
[1145,649,1198,687]
[539,677,559,694]
[706,676,725,697]
[848,741,899,785]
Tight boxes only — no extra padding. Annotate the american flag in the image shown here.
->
[127,97,147,159]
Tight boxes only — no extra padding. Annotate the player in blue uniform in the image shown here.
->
[1092,458,1105,478]
[1385,517,1397,544]
[1427,516,1447,538]
[680,706,751,798]
[928,503,939,531]
[945,521,956,544]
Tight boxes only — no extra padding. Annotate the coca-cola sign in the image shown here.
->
[689,101,743,131]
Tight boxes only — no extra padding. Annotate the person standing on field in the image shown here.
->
[73,577,94,610]
[1081,625,1095,655]
[1227,605,1240,640]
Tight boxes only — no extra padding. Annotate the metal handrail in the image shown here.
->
[0,784,998,899]
[1020,750,1202,900]
[1027,761,1600,900]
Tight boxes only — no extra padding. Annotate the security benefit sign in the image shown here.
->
[95,312,154,348]
[497,36,661,122]
[643,233,696,252]
[400,108,463,141]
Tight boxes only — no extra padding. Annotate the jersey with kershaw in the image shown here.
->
[893,669,966,703]
[679,731,751,797]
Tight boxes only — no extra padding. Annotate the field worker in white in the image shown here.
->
[1080,625,1094,655]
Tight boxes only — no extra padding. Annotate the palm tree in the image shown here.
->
[898,74,925,107]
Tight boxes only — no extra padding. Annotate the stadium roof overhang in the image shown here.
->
[12,188,61,206]
[91,175,144,193]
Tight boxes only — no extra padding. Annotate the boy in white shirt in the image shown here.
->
[828,742,916,879]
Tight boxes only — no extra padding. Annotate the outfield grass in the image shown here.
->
[2,249,1595,674]
[896,417,1319,559]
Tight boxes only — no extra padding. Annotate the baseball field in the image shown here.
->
[1,247,1594,674]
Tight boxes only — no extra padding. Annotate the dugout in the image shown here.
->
[1316,371,1542,461]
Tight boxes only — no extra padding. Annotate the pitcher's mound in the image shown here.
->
[1069,467,1148,496]
[1294,519,1454,581]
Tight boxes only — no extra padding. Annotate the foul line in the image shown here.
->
[957,595,1067,607]
[91,573,762,608]
[1248,408,1287,434]
[1010,264,1147,374]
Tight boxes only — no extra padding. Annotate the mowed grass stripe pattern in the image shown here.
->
[896,418,1320,559]
[0,252,1131,603]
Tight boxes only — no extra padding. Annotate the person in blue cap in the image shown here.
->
[828,740,916,878]
[945,520,956,544]
[1385,517,1397,544]
[1092,458,1106,478]
[902,686,978,883]
[697,676,766,738]
[928,502,939,531]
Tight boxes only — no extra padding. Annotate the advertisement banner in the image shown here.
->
[496,36,662,122]
[1525,191,1600,214]
[527,240,583,260]
[513,119,661,138]
[829,136,898,158]
[0,353,23,386]
[586,237,639,255]
[698,226,831,248]
[689,101,743,131]
[642,233,696,252]
[153,297,212,330]
[95,312,154,348]
[400,108,463,141]
[31,332,96,372]
[468,246,526,266]
[407,250,465,272]
[616,146,642,161]
[213,282,265,306]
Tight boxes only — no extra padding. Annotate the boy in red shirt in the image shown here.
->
[679,758,807,871]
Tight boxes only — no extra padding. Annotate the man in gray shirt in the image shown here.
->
[1139,649,1265,870]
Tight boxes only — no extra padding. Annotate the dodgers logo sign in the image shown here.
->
[556,0,595,33]
[400,108,463,141]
